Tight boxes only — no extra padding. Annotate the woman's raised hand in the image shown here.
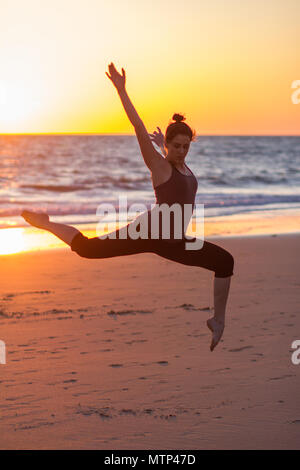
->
[149,126,165,149]
[106,62,126,91]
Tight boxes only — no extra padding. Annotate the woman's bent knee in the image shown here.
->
[215,250,234,278]
[70,233,99,259]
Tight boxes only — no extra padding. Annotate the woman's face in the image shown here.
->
[165,134,191,163]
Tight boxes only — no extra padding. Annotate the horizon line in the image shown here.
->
[1,132,300,137]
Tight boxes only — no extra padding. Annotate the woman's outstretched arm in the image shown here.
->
[106,62,164,171]
[106,63,142,128]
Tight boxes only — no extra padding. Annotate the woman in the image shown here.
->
[22,62,234,352]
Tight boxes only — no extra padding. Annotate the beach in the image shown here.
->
[1,232,299,449]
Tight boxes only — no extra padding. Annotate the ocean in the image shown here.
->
[1,134,300,230]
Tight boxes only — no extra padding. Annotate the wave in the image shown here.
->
[21,184,88,192]
[1,192,300,218]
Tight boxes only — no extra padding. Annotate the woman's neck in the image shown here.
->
[165,156,186,169]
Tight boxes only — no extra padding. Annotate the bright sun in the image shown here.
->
[0,79,41,128]
[0,228,25,255]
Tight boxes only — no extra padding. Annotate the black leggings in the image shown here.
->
[71,226,234,278]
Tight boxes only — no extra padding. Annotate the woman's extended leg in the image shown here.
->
[21,210,152,258]
[152,238,234,351]
[207,276,232,352]
[21,210,80,246]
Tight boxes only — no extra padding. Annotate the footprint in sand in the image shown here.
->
[77,406,114,420]
[107,309,153,317]
[268,374,296,381]
[125,339,147,345]
[2,291,52,301]
[228,346,254,352]
[120,409,137,416]
[159,414,176,420]
[176,304,211,311]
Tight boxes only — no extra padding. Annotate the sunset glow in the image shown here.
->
[0,79,42,127]
[0,0,299,135]
[0,228,25,255]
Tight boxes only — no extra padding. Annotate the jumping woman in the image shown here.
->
[22,62,234,351]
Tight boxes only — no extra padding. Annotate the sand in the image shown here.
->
[0,233,300,449]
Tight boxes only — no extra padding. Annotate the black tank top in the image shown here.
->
[147,162,198,242]
[154,162,198,209]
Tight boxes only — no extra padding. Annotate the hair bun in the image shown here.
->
[172,113,185,123]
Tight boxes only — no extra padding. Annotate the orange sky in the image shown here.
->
[0,0,299,135]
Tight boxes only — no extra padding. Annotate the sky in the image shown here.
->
[0,0,299,135]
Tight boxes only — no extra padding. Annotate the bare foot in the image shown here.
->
[207,317,225,352]
[21,210,50,229]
